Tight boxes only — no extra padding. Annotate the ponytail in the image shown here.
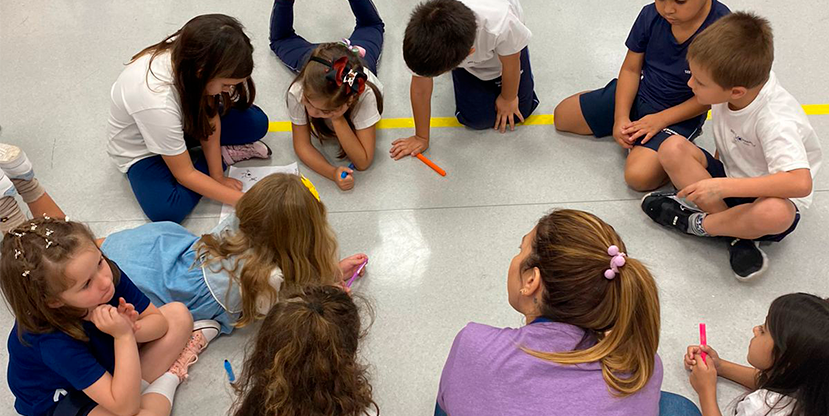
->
[520,210,660,396]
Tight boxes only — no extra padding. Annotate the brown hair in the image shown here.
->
[0,218,120,342]
[196,173,340,327]
[687,12,774,89]
[290,43,383,158]
[230,285,378,416]
[520,210,660,396]
[131,14,256,140]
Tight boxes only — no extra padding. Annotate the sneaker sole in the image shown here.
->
[734,245,769,282]
[0,144,34,180]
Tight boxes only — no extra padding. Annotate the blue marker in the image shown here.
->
[224,359,235,383]
[340,163,356,179]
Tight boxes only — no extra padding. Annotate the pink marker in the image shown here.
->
[346,259,368,288]
[699,323,708,364]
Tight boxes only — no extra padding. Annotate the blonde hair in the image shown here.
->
[520,210,660,396]
[687,12,774,89]
[196,174,340,327]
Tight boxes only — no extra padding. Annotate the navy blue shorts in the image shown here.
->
[579,79,705,151]
[701,148,800,242]
[46,391,97,416]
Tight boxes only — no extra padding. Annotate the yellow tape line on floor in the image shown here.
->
[268,104,829,133]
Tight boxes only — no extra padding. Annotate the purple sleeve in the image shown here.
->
[40,335,107,391]
[437,330,464,411]
[113,269,151,313]
[625,4,656,53]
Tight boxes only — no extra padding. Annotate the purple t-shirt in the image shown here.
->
[437,321,663,416]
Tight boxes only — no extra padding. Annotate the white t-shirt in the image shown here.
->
[106,51,186,173]
[287,68,383,131]
[712,71,822,210]
[735,389,795,416]
[457,0,532,81]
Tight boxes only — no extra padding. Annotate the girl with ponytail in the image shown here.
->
[230,285,378,416]
[436,209,672,415]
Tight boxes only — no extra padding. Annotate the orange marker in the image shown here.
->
[415,153,446,177]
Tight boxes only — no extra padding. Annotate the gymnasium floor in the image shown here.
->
[0,0,827,414]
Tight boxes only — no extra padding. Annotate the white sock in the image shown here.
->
[142,372,180,406]
[140,379,150,392]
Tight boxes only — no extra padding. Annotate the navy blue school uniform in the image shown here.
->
[7,267,150,416]
[580,1,731,150]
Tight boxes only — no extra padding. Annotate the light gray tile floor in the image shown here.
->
[1,0,827,415]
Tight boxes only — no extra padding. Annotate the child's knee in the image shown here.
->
[160,302,194,335]
[553,96,577,132]
[657,135,691,164]
[456,112,493,131]
[250,106,270,140]
[754,199,796,233]
[624,166,663,192]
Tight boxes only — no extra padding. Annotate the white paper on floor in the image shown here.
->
[219,163,300,222]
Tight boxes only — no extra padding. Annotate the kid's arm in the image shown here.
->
[614,50,644,123]
[390,75,433,159]
[202,115,224,182]
[133,303,169,344]
[331,117,376,170]
[698,392,723,416]
[495,52,524,132]
[83,335,142,416]
[712,169,812,199]
[292,123,338,181]
[161,152,243,205]
[411,75,434,143]
[717,359,760,390]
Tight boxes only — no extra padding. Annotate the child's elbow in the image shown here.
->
[353,157,373,171]
[792,170,813,197]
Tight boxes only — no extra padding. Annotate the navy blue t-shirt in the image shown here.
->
[7,268,150,416]
[626,1,731,111]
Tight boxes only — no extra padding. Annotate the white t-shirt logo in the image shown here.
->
[731,129,756,147]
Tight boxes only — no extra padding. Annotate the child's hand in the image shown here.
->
[621,113,668,145]
[685,344,722,371]
[333,166,355,191]
[117,297,141,333]
[678,178,726,207]
[390,135,428,160]
[689,352,718,395]
[612,118,634,149]
[218,176,243,191]
[90,305,134,339]
[494,95,525,133]
[339,253,368,278]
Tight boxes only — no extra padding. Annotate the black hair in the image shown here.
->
[758,293,829,416]
[403,0,477,77]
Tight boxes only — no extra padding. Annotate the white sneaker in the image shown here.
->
[0,171,16,198]
[0,144,34,181]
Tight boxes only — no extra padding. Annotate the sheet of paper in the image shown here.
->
[219,163,300,222]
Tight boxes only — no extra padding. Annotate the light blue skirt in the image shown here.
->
[101,222,237,334]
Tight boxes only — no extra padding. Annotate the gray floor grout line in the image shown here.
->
[80,189,829,224]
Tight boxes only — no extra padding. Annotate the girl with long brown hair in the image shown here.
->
[270,0,384,191]
[230,285,378,416]
[100,173,367,335]
[107,14,272,224]
[436,209,664,415]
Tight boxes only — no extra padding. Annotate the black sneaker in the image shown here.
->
[728,239,768,281]
[641,191,701,235]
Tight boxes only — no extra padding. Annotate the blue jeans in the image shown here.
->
[434,392,699,416]
[269,0,384,74]
[126,105,268,223]
[451,47,540,130]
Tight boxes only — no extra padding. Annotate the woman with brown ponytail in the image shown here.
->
[436,209,697,416]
